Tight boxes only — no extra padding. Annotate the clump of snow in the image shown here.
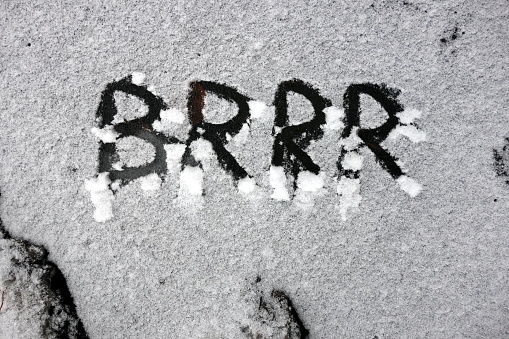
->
[111,115,125,124]
[336,176,361,221]
[323,106,345,130]
[397,175,422,197]
[248,101,268,119]
[269,166,290,201]
[179,165,204,196]
[341,152,364,171]
[131,71,146,85]
[238,176,256,194]
[110,180,121,191]
[153,108,186,132]
[339,127,362,151]
[397,108,422,124]
[91,125,119,143]
[164,144,186,161]
[294,171,326,210]
[112,161,124,171]
[85,172,114,222]
[162,108,185,124]
[139,173,162,191]
[389,125,427,143]
[189,139,214,171]
[296,171,324,192]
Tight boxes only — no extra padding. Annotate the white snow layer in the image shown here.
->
[341,152,364,171]
[85,172,114,222]
[389,125,427,143]
[238,176,256,194]
[131,71,146,85]
[164,144,186,161]
[248,101,268,119]
[153,108,186,132]
[397,108,422,124]
[339,127,363,151]
[269,166,290,200]
[91,125,119,143]
[323,106,345,130]
[296,171,324,192]
[233,123,250,145]
[397,175,422,197]
[179,165,204,196]
[139,173,162,191]
[336,176,362,221]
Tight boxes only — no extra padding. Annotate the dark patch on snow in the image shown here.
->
[241,277,309,339]
[494,138,509,184]
[0,214,89,338]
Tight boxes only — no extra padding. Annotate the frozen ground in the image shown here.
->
[1,0,509,338]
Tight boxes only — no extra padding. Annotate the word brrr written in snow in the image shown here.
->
[85,73,426,222]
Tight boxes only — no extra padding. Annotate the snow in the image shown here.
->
[323,106,345,130]
[248,101,268,119]
[161,108,185,124]
[153,108,186,132]
[389,125,427,143]
[91,125,119,143]
[164,144,186,161]
[0,230,86,338]
[397,108,422,124]
[139,173,162,191]
[341,152,364,171]
[339,127,363,151]
[84,172,114,222]
[238,176,256,194]
[179,165,204,196]
[397,175,422,197]
[191,139,215,170]
[131,71,146,85]
[296,171,324,192]
[269,166,290,200]
[232,123,250,145]
[112,161,124,171]
[336,176,362,221]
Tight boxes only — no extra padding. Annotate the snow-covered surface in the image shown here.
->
[1,1,509,338]
[91,125,119,143]
[269,166,290,201]
[84,172,114,222]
